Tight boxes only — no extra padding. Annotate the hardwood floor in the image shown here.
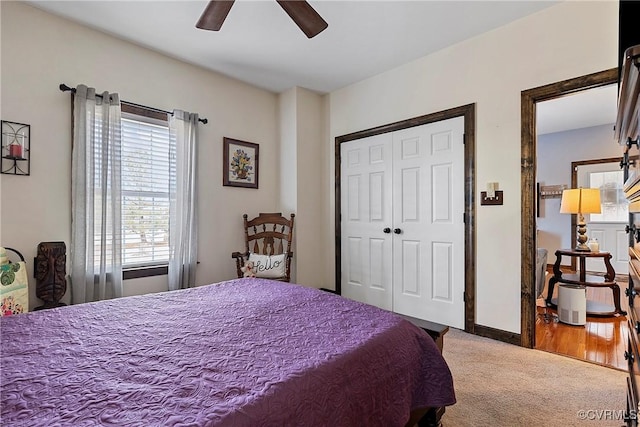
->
[535,270,629,371]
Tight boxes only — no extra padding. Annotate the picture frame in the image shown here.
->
[223,137,259,189]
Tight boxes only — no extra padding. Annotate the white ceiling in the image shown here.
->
[537,84,618,135]
[29,0,613,135]
[27,0,558,94]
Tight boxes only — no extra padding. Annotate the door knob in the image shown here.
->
[383,228,391,234]
[393,228,402,234]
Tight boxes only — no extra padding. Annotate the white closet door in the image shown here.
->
[391,117,465,329]
[340,133,393,310]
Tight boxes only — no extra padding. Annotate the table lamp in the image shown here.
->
[560,188,601,251]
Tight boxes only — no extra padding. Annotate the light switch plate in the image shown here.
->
[481,190,503,206]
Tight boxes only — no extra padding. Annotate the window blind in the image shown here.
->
[120,113,172,267]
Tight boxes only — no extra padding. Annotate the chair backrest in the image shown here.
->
[240,212,295,281]
[535,248,548,298]
[243,212,295,258]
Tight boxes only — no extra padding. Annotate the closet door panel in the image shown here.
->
[369,237,386,290]
[432,242,453,301]
[401,168,420,221]
[401,240,421,295]
[341,134,393,310]
[346,175,361,221]
[346,237,362,285]
[392,117,465,329]
[432,164,453,223]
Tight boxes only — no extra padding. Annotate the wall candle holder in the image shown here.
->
[1,120,31,176]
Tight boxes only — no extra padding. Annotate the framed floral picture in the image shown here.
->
[223,137,259,188]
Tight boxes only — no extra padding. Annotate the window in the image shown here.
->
[589,170,629,223]
[92,103,173,272]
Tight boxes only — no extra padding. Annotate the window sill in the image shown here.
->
[123,265,168,280]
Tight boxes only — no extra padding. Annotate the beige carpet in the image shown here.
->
[442,328,628,427]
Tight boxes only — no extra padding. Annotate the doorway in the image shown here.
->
[534,123,629,369]
[520,68,618,349]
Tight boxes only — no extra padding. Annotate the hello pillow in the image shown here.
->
[248,253,286,279]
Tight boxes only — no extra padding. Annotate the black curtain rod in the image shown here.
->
[59,84,208,124]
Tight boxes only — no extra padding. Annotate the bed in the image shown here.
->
[1,278,455,426]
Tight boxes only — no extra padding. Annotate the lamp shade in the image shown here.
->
[559,188,602,214]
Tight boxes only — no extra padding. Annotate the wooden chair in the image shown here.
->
[232,213,295,282]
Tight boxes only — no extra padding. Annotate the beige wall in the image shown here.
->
[0,2,280,307]
[326,1,619,333]
[292,88,326,288]
[279,88,297,214]
[278,87,327,287]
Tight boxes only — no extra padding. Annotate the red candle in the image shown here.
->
[9,144,22,158]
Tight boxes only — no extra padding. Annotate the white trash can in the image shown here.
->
[558,284,587,326]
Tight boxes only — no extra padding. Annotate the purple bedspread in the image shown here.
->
[1,279,455,426]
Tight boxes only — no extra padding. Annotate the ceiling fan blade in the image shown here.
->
[276,1,328,39]
[196,0,235,31]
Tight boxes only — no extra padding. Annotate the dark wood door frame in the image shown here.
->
[567,157,623,271]
[334,104,477,334]
[521,68,618,348]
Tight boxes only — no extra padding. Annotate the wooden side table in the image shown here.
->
[546,249,626,317]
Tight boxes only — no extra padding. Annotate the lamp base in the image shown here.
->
[575,216,591,252]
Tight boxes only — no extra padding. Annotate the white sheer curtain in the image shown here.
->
[168,110,199,290]
[71,85,123,304]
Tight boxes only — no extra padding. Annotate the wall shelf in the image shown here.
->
[539,184,567,199]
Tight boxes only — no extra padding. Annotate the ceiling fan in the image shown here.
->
[196,0,328,39]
